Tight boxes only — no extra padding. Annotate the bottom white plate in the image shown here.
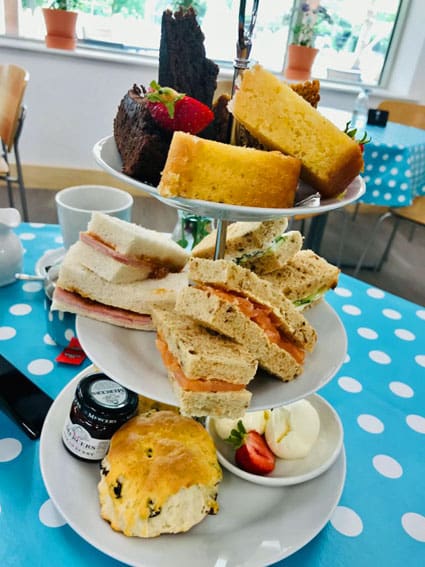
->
[40,371,346,567]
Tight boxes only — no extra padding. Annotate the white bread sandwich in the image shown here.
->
[98,410,222,537]
[52,242,188,331]
[261,250,340,310]
[79,212,189,283]
[151,306,257,418]
[175,258,317,382]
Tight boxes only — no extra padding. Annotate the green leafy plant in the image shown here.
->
[48,0,81,10]
[291,2,333,48]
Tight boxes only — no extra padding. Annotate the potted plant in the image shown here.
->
[284,1,332,81]
[42,1,80,50]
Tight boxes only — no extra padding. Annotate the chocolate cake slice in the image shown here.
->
[159,8,219,109]
[113,85,172,186]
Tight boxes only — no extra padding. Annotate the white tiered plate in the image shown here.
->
[76,300,347,411]
[40,369,346,567]
[93,135,365,221]
[207,393,344,487]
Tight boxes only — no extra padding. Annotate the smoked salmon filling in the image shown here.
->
[200,285,305,364]
[156,335,245,393]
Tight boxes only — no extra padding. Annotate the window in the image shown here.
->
[1,0,407,87]
[310,0,405,85]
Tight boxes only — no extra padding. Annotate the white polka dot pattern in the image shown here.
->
[0,438,22,461]
[357,414,384,433]
[39,500,66,528]
[401,513,425,542]
[338,376,362,393]
[372,454,403,478]
[389,381,414,398]
[328,276,425,557]
[331,506,363,537]
[406,414,425,434]
[360,122,425,206]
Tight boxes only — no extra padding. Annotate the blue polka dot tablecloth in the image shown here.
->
[361,121,425,207]
[1,223,425,567]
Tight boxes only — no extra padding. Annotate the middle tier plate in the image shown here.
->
[76,300,347,410]
[93,135,366,222]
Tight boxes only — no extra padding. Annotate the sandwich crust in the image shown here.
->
[261,249,340,306]
[82,212,189,283]
[235,230,304,275]
[52,242,188,329]
[187,258,317,351]
[151,306,257,385]
[151,306,256,418]
[191,218,289,259]
[98,411,222,537]
[175,285,302,382]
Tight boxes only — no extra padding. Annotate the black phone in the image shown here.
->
[0,354,53,440]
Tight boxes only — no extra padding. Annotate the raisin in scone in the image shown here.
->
[98,410,222,537]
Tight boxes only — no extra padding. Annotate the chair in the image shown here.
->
[352,99,425,276]
[0,64,29,221]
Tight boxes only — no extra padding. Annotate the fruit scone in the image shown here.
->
[98,410,222,537]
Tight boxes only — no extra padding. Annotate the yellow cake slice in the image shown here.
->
[158,131,301,209]
[229,64,363,198]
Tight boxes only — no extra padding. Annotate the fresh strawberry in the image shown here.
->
[145,81,214,134]
[227,420,275,476]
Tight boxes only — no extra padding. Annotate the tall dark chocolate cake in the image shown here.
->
[159,8,219,108]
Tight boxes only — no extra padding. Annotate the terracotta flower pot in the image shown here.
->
[42,8,78,50]
[284,44,319,81]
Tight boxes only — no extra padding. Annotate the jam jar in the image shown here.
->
[62,373,138,461]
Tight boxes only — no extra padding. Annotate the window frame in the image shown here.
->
[0,0,412,90]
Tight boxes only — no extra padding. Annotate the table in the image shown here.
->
[1,223,425,566]
[321,107,425,207]
[361,121,425,206]
[307,110,425,257]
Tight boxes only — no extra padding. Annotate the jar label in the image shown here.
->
[62,415,110,460]
[89,379,128,409]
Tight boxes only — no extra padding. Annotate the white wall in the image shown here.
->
[0,0,424,171]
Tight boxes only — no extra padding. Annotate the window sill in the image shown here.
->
[0,36,159,68]
[1,36,410,102]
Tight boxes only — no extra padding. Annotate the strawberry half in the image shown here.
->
[146,81,214,135]
[227,420,275,476]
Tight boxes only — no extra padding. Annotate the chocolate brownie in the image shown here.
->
[113,85,172,186]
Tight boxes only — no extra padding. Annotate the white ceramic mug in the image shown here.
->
[55,185,133,249]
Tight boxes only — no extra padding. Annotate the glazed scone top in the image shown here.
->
[100,411,222,522]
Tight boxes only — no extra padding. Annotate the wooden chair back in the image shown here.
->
[378,99,425,130]
[0,64,29,151]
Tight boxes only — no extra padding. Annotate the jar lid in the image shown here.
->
[76,373,138,419]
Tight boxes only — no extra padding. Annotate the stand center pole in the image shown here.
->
[214,219,230,259]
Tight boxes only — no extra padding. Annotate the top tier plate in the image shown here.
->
[93,135,365,222]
